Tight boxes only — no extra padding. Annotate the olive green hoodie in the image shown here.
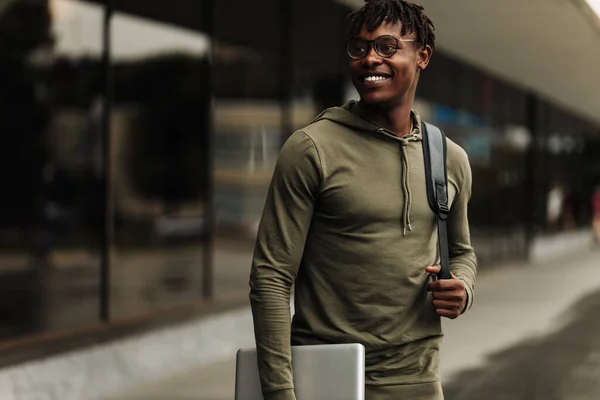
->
[249,101,477,400]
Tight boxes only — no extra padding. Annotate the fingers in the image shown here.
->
[432,296,464,319]
[427,278,465,292]
[431,290,464,301]
[425,266,459,282]
[432,299,462,310]
[425,268,467,319]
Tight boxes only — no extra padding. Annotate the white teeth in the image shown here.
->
[364,76,388,82]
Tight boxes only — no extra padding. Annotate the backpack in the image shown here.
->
[421,122,451,280]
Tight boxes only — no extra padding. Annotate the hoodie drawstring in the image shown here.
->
[400,141,413,236]
[376,123,419,237]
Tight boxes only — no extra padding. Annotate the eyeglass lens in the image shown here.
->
[347,35,399,59]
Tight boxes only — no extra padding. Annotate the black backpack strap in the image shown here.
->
[421,121,451,280]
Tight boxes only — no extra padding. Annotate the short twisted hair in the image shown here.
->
[348,0,436,51]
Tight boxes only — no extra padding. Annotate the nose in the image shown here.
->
[362,45,382,66]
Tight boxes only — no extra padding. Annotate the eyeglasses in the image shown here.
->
[346,35,417,60]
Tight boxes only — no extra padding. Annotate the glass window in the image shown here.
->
[211,0,286,299]
[0,0,104,339]
[290,0,350,130]
[533,103,600,233]
[109,5,212,318]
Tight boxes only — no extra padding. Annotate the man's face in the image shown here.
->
[349,21,431,107]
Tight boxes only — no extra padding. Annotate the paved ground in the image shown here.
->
[444,287,600,400]
[107,245,600,400]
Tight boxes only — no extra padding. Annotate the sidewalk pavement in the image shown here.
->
[108,245,600,400]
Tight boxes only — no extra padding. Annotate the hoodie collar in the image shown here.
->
[349,101,423,141]
[310,100,422,142]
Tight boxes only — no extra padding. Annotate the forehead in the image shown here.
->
[355,21,415,39]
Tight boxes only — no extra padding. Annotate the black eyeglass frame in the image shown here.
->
[346,35,418,60]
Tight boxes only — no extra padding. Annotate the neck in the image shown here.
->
[359,100,414,137]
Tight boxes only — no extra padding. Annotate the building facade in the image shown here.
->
[0,0,598,359]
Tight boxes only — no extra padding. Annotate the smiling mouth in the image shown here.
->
[362,75,391,82]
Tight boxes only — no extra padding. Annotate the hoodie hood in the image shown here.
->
[310,100,423,141]
[309,100,423,236]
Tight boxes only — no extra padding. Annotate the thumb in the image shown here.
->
[425,264,441,274]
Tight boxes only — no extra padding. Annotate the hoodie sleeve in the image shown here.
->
[249,130,322,400]
[447,146,478,313]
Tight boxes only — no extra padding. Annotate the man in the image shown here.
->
[249,1,477,399]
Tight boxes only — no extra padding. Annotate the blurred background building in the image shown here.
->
[0,0,599,396]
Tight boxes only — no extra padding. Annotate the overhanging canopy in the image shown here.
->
[75,0,600,125]
[340,0,600,125]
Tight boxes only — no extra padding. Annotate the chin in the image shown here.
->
[358,92,395,107]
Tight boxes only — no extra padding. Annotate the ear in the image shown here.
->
[417,45,433,70]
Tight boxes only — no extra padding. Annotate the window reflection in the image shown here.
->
[210,0,287,298]
[0,0,103,339]
[209,0,352,298]
[211,57,284,298]
[0,0,597,347]
[109,7,212,318]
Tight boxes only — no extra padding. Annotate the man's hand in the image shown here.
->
[425,265,467,319]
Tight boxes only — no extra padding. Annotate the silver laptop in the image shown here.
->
[235,343,365,400]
